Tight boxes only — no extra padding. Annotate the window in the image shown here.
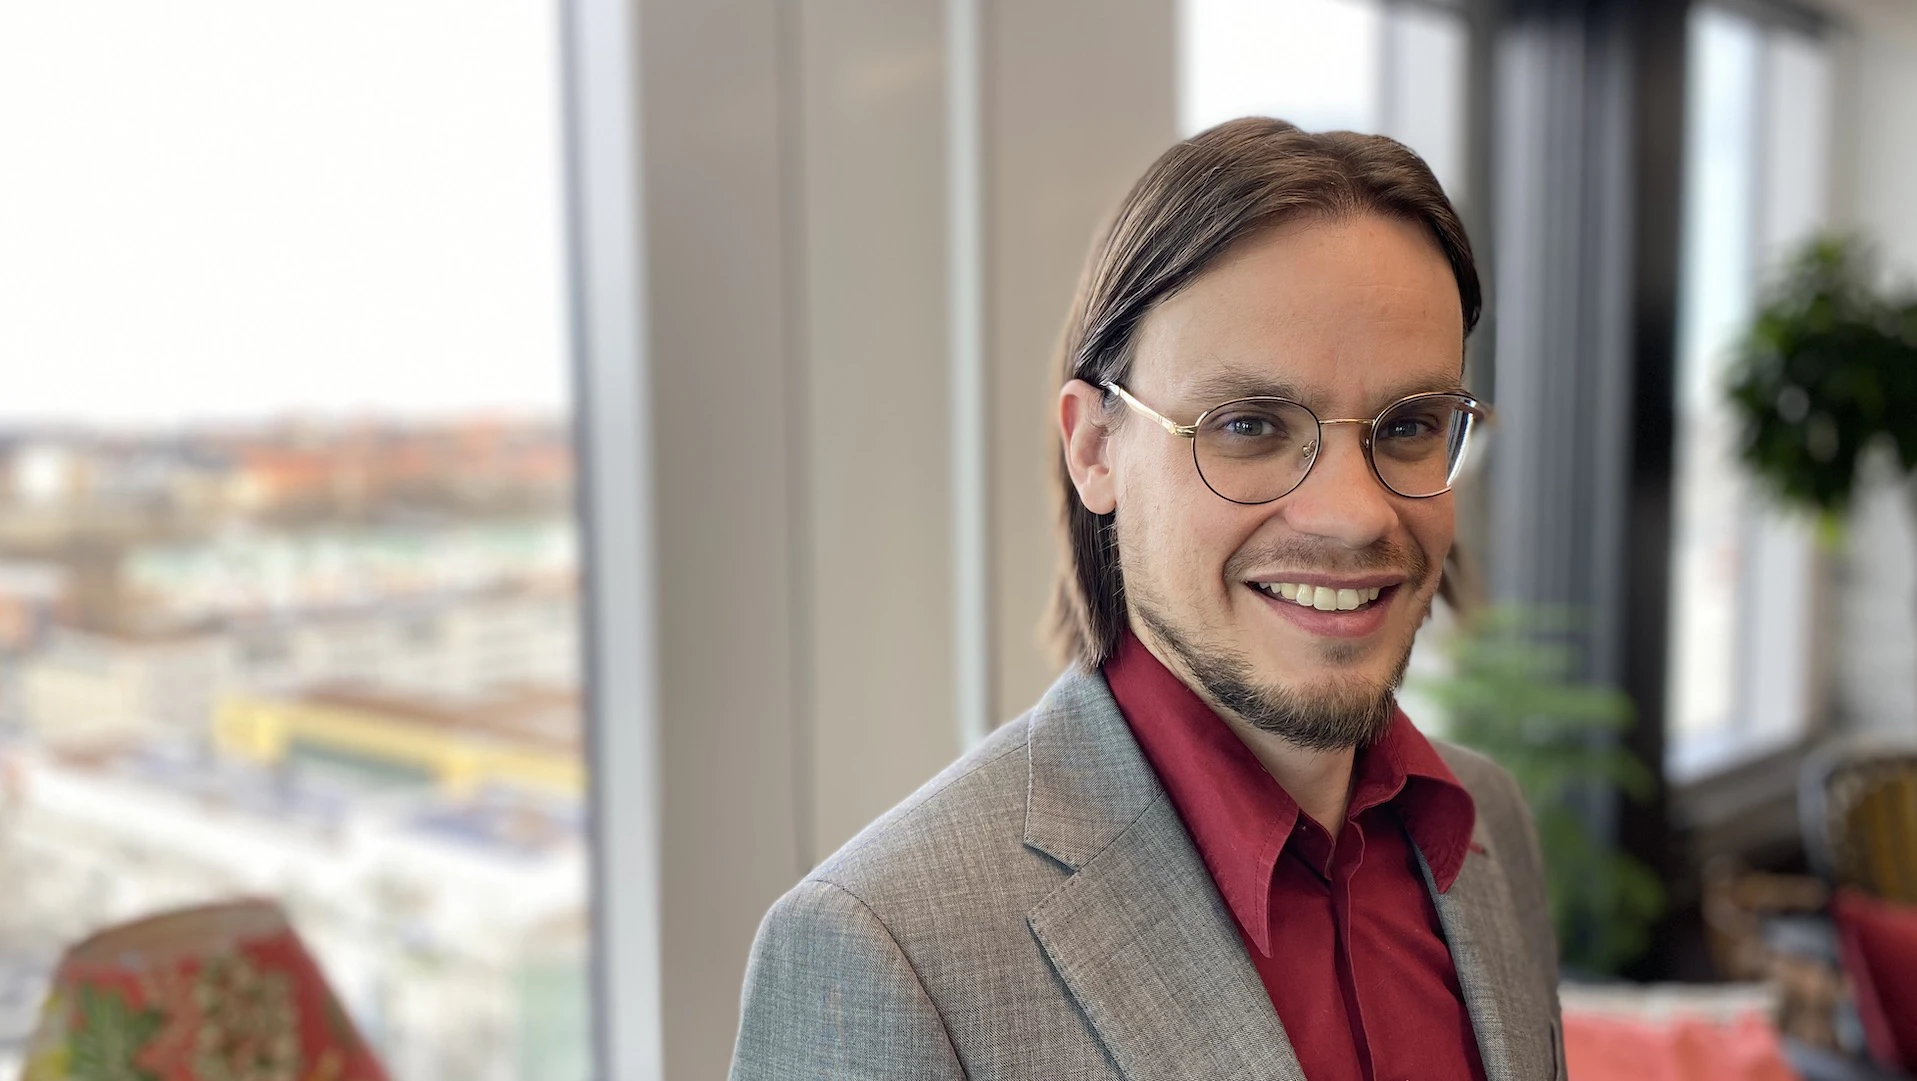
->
[1666,5,1832,779]
[0,5,590,1079]
[1178,0,1469,200]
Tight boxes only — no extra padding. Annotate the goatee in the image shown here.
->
[1136,600,1412,750]
[1126,534,1433,751]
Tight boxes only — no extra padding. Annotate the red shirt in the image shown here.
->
[1103,632,1487,1081]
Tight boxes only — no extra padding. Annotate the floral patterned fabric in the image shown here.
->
[23,902,388,1081]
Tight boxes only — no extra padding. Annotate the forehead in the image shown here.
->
[1128,213,1466,411]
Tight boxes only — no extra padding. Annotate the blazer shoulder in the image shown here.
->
[807,714,1037,905]
[734,878,965,1080]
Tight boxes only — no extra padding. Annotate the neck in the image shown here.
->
[1222,717,1357,839]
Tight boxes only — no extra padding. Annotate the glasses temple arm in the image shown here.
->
[1101,382,1196,438]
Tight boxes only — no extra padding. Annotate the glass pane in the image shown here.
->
[1177,0,1469,203]
[1666,6,1827,778]
[1178,0,1383,136]
[1381,4,1470,201]
[1760,31,1831,261]
[1668,5,1761,769]
[0,5,591,1080]
[1737,27,1829,753]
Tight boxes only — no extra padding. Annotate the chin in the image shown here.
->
[1252,652,1403,703]
[1245,610,1409,667]
[1243,623,1417,697]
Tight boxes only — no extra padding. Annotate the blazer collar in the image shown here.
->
[1021,667,1555,1081]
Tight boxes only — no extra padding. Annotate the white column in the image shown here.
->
[795,0,967,859]
[561,0,663,1078]
[985,0,1178,720]
[636,1,805,1078]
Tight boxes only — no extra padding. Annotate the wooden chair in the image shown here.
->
[1782,737,1917,1080]
[1802,737,1917,904]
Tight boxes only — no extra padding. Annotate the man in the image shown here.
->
[731,118,1561,1081]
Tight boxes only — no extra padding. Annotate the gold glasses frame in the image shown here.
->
[1100,380,1493,504]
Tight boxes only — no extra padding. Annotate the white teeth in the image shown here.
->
[1254,581,1391,611]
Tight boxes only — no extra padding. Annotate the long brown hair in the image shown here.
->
[1050,117,1483,669]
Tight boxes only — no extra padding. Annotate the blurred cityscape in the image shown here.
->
[0,417,590,1081]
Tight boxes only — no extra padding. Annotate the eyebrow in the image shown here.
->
[1178,364,1471,414]
[1181,368,1310,405]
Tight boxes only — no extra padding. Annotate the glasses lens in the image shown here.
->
[1193,398,1319,503]
[1371,395,1478,497]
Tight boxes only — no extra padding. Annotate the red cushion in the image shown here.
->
[1833,888,1917,1070]
[1562,1012,1794,1081]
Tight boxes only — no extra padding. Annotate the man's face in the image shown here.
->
[1072,213,1464,748]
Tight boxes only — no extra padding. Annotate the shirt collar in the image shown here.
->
[1101,630,1477,955]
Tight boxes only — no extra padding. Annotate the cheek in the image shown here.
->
[1116,450,1249,587]
[1185,504,1263,582]
[1402,500,1455,586]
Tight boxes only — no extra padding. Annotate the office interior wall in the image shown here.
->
[635,1,803,1078]
[985,0,1179,721]
[622,1,1179,1074]
[1823,0,1917,739]
[794,0,964,863]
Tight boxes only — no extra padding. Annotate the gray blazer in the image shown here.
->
[732,668,1564,1080]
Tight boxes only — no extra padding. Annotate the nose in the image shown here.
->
[1277,424,1395,548]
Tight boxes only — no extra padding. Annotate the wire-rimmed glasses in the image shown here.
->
[1102,381,1491,504]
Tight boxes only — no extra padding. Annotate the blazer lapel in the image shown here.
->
[1021,671,1304,1081]
[1423,820,1556,1081]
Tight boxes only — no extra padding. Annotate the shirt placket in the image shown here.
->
[1329,817,1375,1081]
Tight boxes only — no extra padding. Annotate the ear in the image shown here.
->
[1060,379,1118,515]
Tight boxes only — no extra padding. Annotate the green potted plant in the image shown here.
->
[1415,607,1665,975]
[1726,234,1917,524]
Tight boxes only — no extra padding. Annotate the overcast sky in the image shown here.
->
[0,2,571,429]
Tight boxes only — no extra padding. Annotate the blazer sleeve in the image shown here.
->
[730,878,966,1081]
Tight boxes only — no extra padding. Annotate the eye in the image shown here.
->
[1197,400,1314,463]
[1205,404,1299,442]
[1378,409,1445,441]
[1380,415,1434,440]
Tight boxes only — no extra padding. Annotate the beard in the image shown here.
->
[1127,535,1434,752]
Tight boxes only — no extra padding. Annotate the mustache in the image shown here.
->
[1223,537,1432,584]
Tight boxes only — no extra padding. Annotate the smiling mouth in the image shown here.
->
[1248,581,1394,612]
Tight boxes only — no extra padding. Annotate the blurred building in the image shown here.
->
[0,741,586,1081]
[223,586,580,699]
[0,418,584,1079]
[13,584,579,746]
[215,685,584,800]
[17,626,224,748]
[0,562,61,655]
